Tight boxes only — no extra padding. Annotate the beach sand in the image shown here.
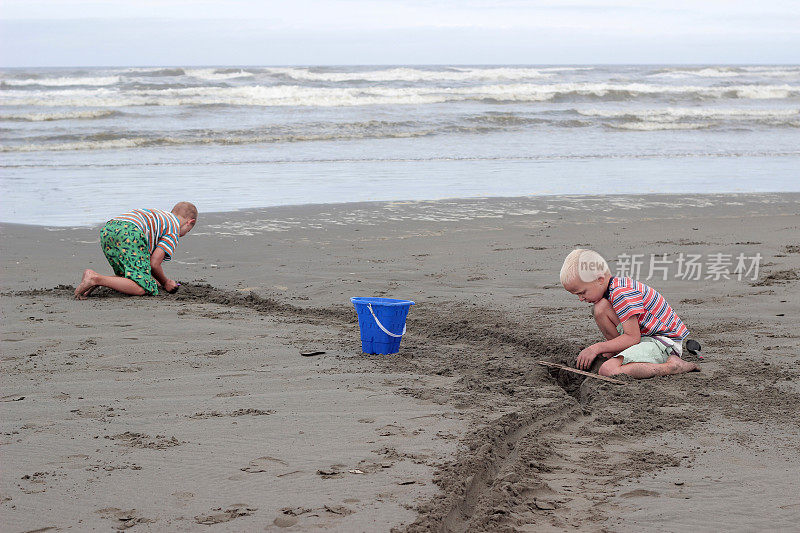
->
[2,193,799,532]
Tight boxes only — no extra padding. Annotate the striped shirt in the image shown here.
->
[604,276,689,342]
[114,209,180,261]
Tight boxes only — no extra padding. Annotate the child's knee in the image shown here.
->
[598,357,622,376]
[593,298,612,318]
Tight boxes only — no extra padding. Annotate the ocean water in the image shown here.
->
[1,65,799,226]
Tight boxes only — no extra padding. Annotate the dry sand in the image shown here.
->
[2,193,799,532]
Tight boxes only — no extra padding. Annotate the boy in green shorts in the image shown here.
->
[74,202,197,299]
[560,249,699,379]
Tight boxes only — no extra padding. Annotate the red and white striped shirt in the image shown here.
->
[605,276,688,341]
[113,209,180,261]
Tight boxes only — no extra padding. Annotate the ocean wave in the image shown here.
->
[536,67,596,72]
[1,138,145,152]
[650,66,800,79]
[265,66,558,82]
[0,76,121,87]
[576,107,800,121]
[185,68,255,81]
[0,123,458,152]
[3,83,798,108]
[123,67,187,77]
[1,114,572,152]
[121,67,254,79]
[605,122,711,131]
[576,107,800,119]
[0,109,119,122]
[0,131,436,152]
[650,67,746,78]
[465,112,546,126]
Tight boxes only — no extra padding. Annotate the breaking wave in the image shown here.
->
[185,68,256,81]
[0,109,120,122]
[0,132,434,152]
[1,76,121,87]
[649,66,800,79]
[122,67,187,77]
[265,66,560,82]
[0,119,517,152]
[576,107,800,120]
[3,83,798,107]
[576,107,800,127]
[605,122,711,131]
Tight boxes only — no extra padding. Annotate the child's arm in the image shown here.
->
[576,317,641,369]
[150,248,178,292]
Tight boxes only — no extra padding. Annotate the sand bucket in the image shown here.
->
[351,297,415,354]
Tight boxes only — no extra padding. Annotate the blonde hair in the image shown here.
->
[560,249,611,286]
[172,201,198,221]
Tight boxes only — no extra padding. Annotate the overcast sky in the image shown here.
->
[2,0,799,66]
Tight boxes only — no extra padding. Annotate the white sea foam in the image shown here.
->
[0,138,144,152]
[3,83,798,108]
[577,107,800,121]
[266,67,556,82]
[650,67,746,78]
[536,67,595,72]
[0,129,444,152]
[1,76,121,87]
[121,67,187,76]
[651,66,800,79]
[606,122,710,131]
[0,109,118,122]
[185,68,255,81]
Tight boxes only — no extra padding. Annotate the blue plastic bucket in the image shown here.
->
[351,297,415,354]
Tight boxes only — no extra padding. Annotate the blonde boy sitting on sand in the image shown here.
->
[74,202,197,299]
[560,249,699,379]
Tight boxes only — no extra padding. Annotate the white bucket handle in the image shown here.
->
[367,303,407,338]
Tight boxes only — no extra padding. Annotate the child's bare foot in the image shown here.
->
[74,269,98,300]
[668,355,700,373]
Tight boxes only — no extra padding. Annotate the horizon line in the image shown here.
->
[3,62,800,69]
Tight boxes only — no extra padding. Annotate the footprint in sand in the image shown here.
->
[18,471,67,494]
[324,504,354,516]
[194,504,257,525]
[171,491,194,508]
[241,456,288,474]
[49,453,89,469]
[316,465,348,479]
[621,489,660,498]
[272,506,313,527]
[96,507,153,529]
[376,424,407,437]
[215,390,247,398]
[105,432,181,449]
[273,515,298,527]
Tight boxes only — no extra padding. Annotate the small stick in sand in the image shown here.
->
[537,361,627,385]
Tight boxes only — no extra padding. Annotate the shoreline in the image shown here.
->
[2,193,799,531]
[2,190,799,230]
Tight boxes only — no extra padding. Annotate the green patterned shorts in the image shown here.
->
[100,220,158,295]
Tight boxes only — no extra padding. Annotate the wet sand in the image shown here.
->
[2,193,799,532]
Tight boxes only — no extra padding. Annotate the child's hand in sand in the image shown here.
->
[164,279,180,293]
[576,346,599,370]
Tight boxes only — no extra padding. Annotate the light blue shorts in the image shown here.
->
[614,324,680,365]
